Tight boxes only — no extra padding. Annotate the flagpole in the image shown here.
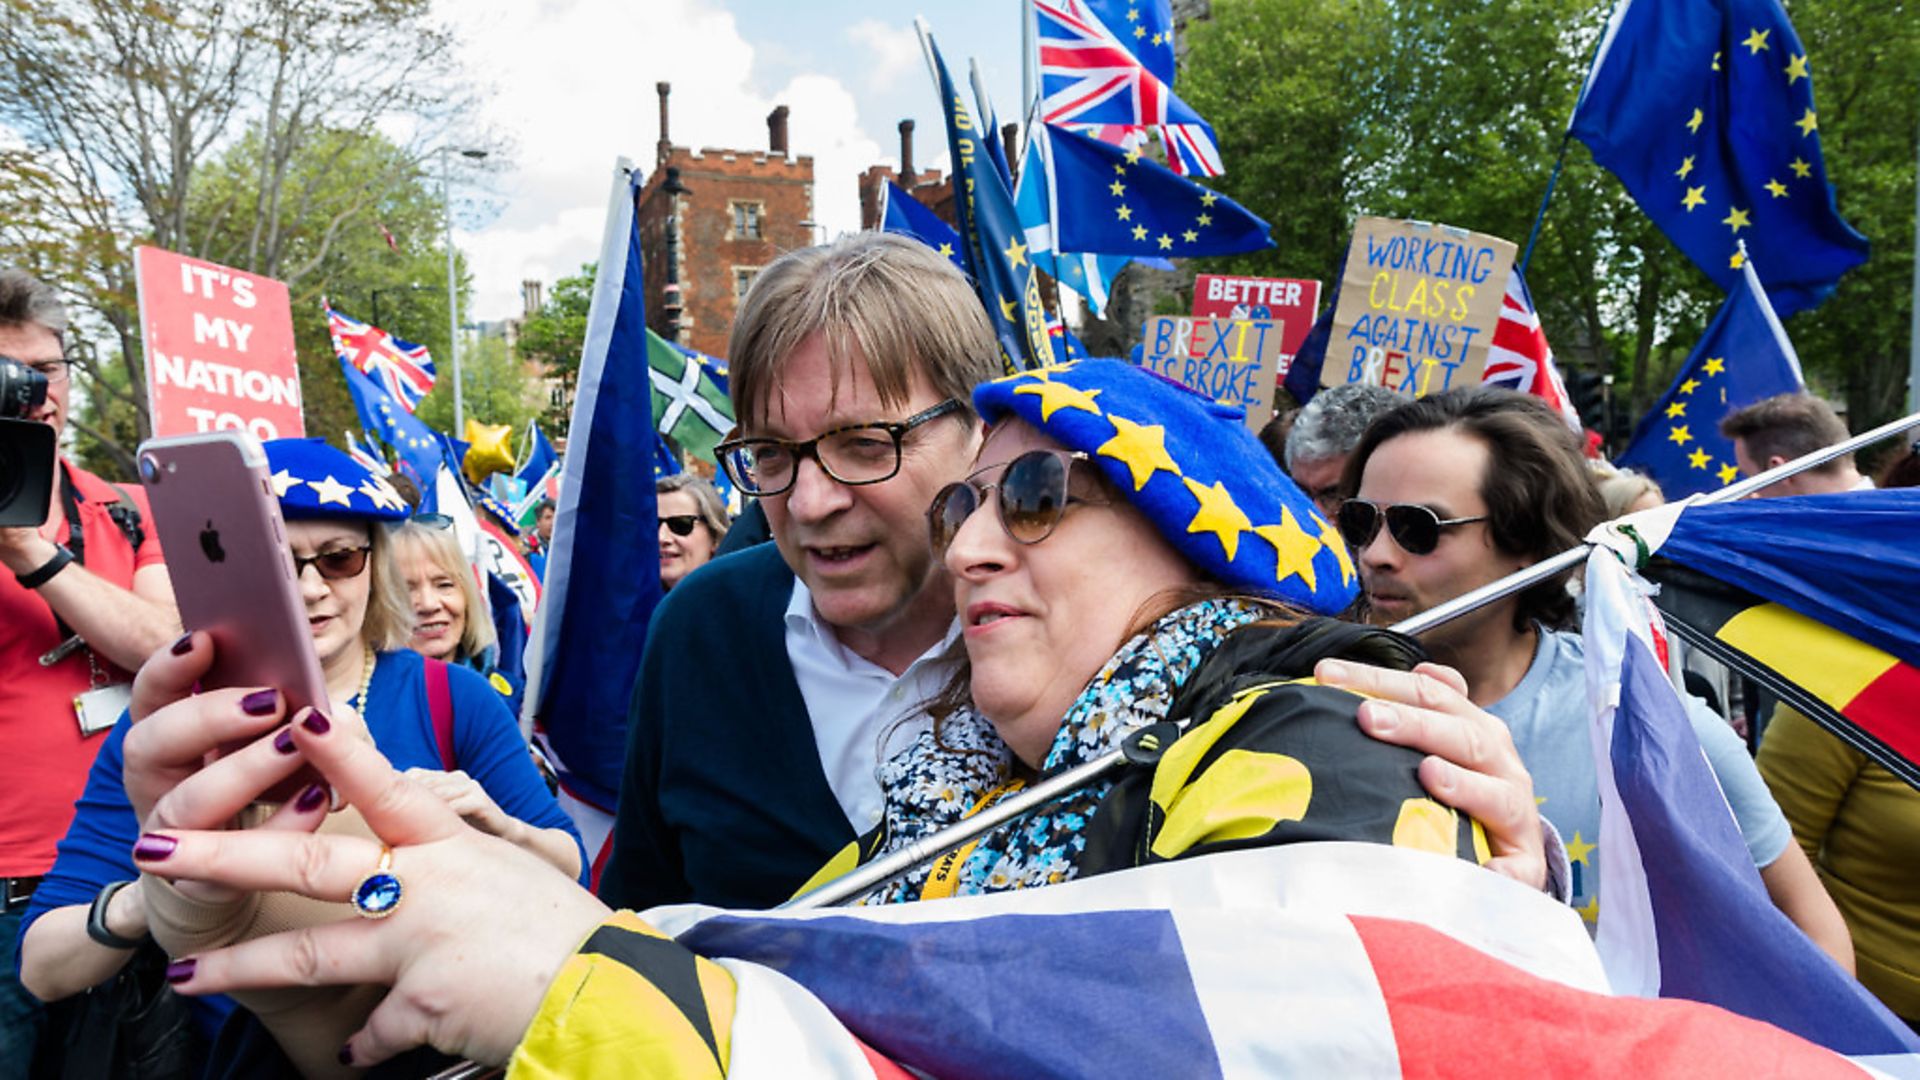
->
[1516,0,1626,280]
[783,408,1920,911]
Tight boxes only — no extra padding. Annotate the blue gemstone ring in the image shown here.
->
[350,845,404,920]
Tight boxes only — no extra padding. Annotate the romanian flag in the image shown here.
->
[1644,489,1920,789]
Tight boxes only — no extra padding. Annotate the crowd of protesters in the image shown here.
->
[3,232,1916,1076]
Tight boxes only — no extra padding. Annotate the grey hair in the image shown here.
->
[0,268,71,345]
[656,473,731,540]
[1284,383,1408,471]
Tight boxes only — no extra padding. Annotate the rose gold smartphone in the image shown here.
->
[138,433,329,778]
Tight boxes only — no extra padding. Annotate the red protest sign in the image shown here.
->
[1192,274,1321,376]
[136,246,304,440]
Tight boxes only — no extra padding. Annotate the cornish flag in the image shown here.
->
[325,302,437,413]
[1034,0,1224,177]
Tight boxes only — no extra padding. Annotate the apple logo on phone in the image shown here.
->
[199,521,226,563]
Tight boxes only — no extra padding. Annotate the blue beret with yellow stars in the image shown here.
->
[972,360,1357,615]
[264,438,410,521]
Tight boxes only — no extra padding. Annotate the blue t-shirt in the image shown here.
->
[16,650,584,1040]
[1486,628,1791,928]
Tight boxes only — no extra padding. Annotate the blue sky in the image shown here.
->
[441,0,1039,322]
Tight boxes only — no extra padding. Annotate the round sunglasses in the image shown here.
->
[291,544,371,581]
[1336,499,1487,556]
[660,514,702,537]
[929,449,1106,555]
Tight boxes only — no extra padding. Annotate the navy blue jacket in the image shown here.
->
[600,543,855,911]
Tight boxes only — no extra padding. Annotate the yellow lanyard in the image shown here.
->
[919,778,1027,900]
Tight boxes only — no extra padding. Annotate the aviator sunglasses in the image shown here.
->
[291,544,371,581]
[928,449,1106,555]
[660,514,701,537]
[1336,499,1487,557]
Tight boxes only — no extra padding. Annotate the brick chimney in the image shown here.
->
[767,105,790,157]
[656,81,672,166]
[1002,123,1020,178]
[898,119,915,186]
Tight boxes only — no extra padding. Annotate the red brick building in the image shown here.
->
[637,82,814,358]
[856,119,955,232]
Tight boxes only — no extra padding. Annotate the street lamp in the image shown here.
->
[441,146,489,432]
[797,220,828,245]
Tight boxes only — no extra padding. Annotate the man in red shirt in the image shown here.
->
[0,268,178,1070]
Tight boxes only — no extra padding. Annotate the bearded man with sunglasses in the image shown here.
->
[1340,387,1851,964]
[603,235,1563,913]
[0,269,179,1070]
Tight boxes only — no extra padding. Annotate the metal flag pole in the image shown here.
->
[783,408,1920,911]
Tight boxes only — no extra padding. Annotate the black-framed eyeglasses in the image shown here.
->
[291,545,372,581]
[928,449,1107,556]
[4,355,73,384]
[660,514,701,537]
[715,399,963,497]
[1336,499,1486,557]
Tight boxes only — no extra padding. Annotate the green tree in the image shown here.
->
[415,333,539,437]
[515,265,596,432]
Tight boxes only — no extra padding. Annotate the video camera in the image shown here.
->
[0,355,56,528]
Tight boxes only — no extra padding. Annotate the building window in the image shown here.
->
[730,201,763,240]
[733,267,761,302]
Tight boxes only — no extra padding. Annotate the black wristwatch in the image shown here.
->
[15,543,74,590]
[86,880,145,950]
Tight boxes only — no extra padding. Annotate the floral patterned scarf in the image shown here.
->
[858,597,1262,905]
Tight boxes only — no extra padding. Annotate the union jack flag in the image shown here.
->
[325,301,437,413]
[1034,0,1224,177]
[1483,273,1582,434]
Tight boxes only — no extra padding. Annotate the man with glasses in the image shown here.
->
[1337,386,1850,964]
[0,268,178,1069]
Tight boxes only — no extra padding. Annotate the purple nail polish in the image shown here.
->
[169,632,195,656]
[273,728,297,755]
[240,689,279,716]
[337,1044,354,1067]
[165,958,196,984]
[294,783,329,813]
[133,833,178,861]
[302,710,331,735]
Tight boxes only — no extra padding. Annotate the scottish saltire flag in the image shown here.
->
[337,355,442,483]
[1568,0,1868,317]
[636,844,1865,1076]
[1648,490,1920,785]
[1034,0,1222,177]
[525,161,664,865]
[921,23,1053,372]
[1482,273,1583,434]
[1615,255,1803,497]
[1581,553,1920,1071]
[325,302,437,412]
[644,328,733,462]
[1045,124,1270,258]
[878,180,964,272]
[516,421,558,487]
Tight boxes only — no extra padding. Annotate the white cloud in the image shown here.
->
[844,19,922,93]
[437,0,886,324]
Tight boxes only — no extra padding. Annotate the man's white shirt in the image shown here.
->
[784,578,963,833]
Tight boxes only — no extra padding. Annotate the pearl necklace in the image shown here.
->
[348,643,377,712]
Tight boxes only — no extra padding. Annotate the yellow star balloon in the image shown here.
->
[1096,414,1181,490]
[1251,507,1322,591]
[1182,477,1251,561]
[463,418,516,484]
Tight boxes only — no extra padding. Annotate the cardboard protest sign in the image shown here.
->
[1137,316,1285,431]
[136,246,303,439]
[1192,274,1320,378]
[1326,217,1515,397]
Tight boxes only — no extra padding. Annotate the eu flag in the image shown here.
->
[338,354,442,484]
[1043,123,1270,258]
[1615,256,1803,498]
[922,24,1052,372]
[1568,0,1868,317]
[879,179,965,272]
